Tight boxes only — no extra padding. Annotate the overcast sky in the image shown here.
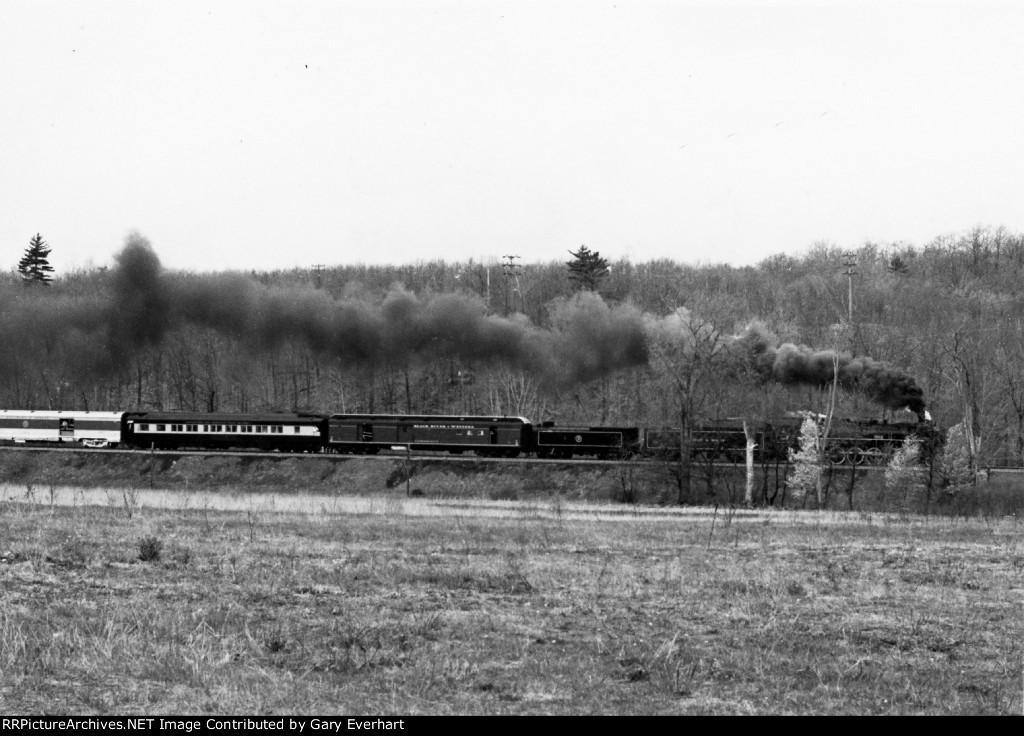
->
[2,0,1022,274]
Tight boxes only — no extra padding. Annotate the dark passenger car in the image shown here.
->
[328,414,532,457]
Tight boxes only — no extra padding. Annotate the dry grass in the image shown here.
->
[0,484,1022,715]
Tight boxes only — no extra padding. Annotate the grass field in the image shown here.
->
[1,483,1022,715]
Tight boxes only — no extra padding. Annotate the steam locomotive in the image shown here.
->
[0,409,937,465]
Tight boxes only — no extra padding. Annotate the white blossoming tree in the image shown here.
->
[787,417,823,507]
[940,421,975,496]
[884,435,927,512]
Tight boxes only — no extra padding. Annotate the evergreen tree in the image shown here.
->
[18,233,55,285]
[887,254,910,275]
[566,245,610,291]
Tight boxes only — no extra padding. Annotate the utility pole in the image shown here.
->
[842,252,857,324]
[311,264,326,289]
[501,254,523,314]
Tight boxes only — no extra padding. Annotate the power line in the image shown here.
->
[842,252,857,324]
[501,255,524,313]
[311,264,325,288]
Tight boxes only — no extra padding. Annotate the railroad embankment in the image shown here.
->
[0,449,680,505]
[1,448,1020,514]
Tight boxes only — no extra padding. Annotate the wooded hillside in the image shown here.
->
[2,226,1022,467]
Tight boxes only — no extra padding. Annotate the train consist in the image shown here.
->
[0,409,938,466]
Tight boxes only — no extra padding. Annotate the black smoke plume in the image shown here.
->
[733,323,927,416]
[107,233,172,357]
[62,236,647,390]
[0,234,923,415]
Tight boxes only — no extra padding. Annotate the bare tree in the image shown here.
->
[941,325,990,477]
[645,308,732,503]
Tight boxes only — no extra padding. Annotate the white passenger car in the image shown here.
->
[0,410,125,448]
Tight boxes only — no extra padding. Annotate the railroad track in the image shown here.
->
[0,444,662,467]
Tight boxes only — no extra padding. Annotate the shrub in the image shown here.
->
[138,536,163,562]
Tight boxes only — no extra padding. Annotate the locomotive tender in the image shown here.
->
[0,409,937,465]
[533,423,642,459]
